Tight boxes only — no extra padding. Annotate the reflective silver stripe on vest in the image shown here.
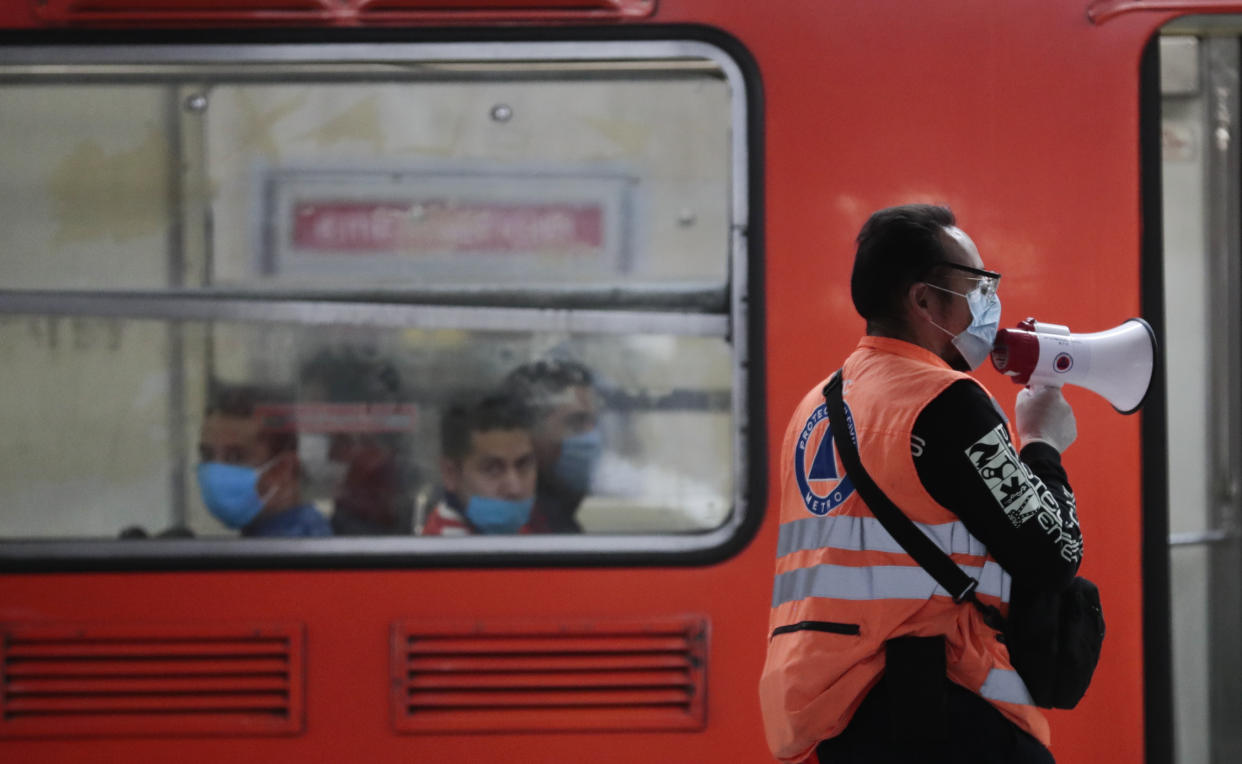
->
[978,668,1034,706]
[771,561,1011,608]
[778,514,989,559]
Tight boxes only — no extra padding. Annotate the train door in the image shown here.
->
[1158,19,1242,764]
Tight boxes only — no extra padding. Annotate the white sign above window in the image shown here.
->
[262,165,635,287]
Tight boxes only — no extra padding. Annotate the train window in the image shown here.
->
[0,40,756,566]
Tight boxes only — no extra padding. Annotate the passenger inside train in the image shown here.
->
[298,348,418,536]
[504,360,601,534]
[422,392,538,535]
[196,383,332,537]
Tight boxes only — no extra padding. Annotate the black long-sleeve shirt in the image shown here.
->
[911,380,1082,591]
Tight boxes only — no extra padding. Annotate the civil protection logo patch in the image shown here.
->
[793,402,856,515]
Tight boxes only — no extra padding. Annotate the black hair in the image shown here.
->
[203,382,298,456]
[503,359,594,417]
[299,346,403,404]
[440,393,534,462]
[850,204,957,328]
[298,346,410,455]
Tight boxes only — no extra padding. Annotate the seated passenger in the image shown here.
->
[503,360,601,533]
[422,393,536,536]
[299,348,417,535]
[197,384,331,537]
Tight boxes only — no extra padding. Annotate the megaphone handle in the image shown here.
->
[1015,382,1078,453]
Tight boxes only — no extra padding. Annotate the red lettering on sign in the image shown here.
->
[291,200,604,254]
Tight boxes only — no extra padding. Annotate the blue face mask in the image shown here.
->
[554,428,602,494]
[463,495,534,534]
[196,462,273,530]
[927,284,1002,371]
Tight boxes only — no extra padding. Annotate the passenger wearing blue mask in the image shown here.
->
[422,393,537,536]
[196,385,332,538]
[503,360,601,534]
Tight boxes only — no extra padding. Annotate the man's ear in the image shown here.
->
[256,451,298,502]
[906,281,934,321]
[268,451,299,482]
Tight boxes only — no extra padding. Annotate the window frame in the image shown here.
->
[0,27,766,571]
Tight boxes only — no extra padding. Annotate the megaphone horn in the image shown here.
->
[990,317,1159,414]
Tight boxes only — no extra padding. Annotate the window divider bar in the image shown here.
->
[0,290,730,338]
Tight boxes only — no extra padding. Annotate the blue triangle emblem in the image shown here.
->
[808,429,838,480]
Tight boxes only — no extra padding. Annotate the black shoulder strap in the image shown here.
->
[822,371,979,603]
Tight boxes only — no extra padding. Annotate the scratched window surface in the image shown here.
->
[0,319,733,539]
[0,66,730,293]
[0,51,746,547]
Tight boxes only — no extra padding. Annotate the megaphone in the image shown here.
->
[990,317,1158,414]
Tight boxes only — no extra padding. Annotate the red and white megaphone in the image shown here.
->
[990,317,1158,414]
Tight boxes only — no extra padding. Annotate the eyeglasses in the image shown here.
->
[923,261,1001,298]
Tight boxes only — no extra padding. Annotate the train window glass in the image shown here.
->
[0,41,754,565]
[1,317,732,539]
[1,63,730,294]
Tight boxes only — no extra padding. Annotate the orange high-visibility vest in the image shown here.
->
[758,336,1047,763]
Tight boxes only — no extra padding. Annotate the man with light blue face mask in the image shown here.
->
[422,393,537,536]
[196,385,332,538]
[503,360,602,534]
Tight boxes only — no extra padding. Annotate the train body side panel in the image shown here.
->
[1,568,774,762]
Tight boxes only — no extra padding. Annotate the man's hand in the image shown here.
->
[1016,385,1077,453]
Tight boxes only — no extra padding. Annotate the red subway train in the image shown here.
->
[1,1,1237,762]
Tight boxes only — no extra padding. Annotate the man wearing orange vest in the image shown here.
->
[759,205,1082,763]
